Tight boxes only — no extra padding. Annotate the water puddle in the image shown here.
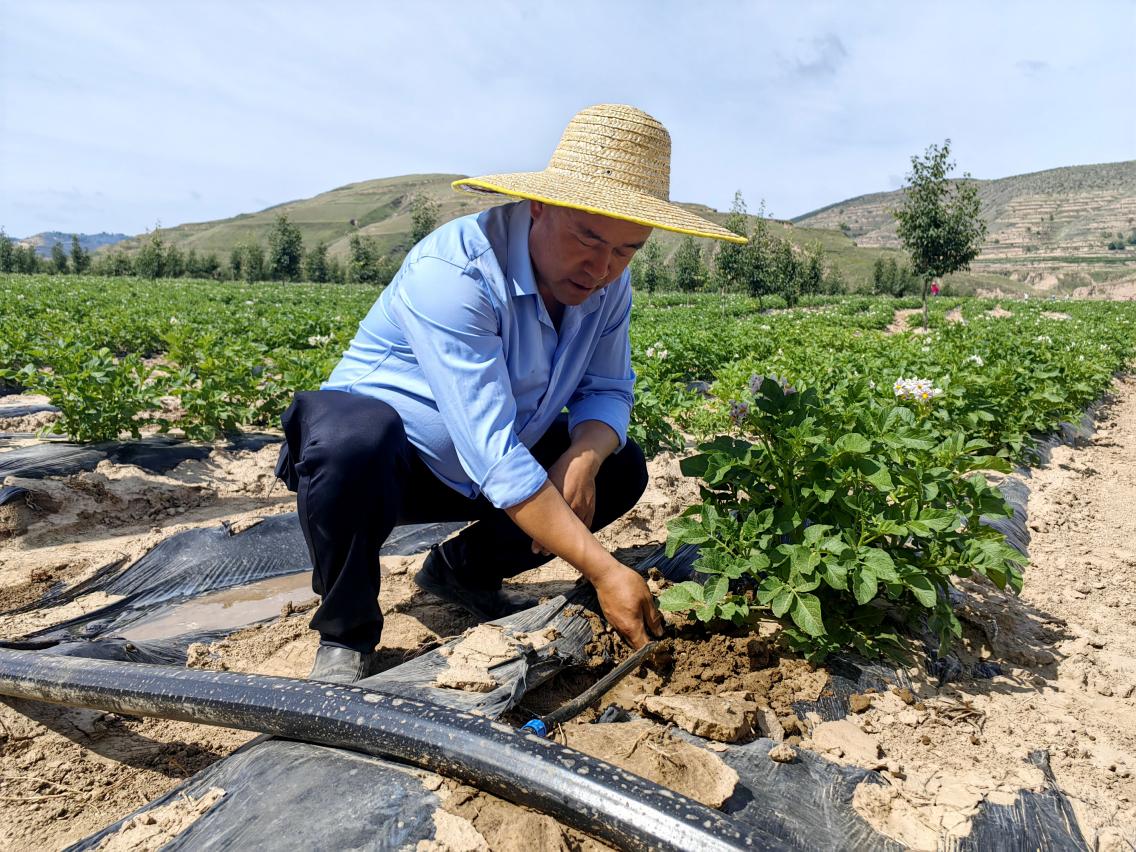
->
[120,572,314,641]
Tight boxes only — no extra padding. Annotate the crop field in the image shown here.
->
[2,272,1136,849]
[3,274,1132,445]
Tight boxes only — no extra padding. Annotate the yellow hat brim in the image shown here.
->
[452,172,748,244]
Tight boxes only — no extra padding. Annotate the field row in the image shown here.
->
[2,275,1133,455]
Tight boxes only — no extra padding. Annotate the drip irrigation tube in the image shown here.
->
[0,649,784,852]
[523,641,662,736]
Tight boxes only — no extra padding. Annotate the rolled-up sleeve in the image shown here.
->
[388,260,549,509]
[567,279,635,449]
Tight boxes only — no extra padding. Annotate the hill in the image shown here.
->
[109,174,500,261]
[793,161,1136,296]
[19,231,129,258]
[103,174,1023,294]
[99,161,1136,297]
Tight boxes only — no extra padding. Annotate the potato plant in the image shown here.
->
[661,375,1028,661]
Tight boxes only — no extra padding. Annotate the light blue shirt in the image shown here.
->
[324,201,635,509]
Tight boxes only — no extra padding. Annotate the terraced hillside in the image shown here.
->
[794,161,1136,296]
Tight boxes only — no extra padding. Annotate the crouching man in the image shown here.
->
[275,104,746,682]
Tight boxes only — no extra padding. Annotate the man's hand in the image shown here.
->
[592,563,665,649]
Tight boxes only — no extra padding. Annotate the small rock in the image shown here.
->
[1098,684,1114,697]
[769,743,797,763]
[891,687,916,705]
[781,714,805,736]
[756,708,784,742]
[808,719,881,765]
[849,693,872,713]
[640,693,758,742]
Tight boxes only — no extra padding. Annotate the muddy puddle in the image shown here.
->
[119,571,313,641]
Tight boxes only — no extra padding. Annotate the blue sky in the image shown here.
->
[2,1,1133,237]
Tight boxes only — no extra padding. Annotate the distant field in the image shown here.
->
[2,274,1132,450]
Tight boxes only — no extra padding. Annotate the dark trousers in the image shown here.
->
[275,389,649,653]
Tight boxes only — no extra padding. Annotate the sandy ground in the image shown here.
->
[2,379,1136,849]
[838,377,1136,850]
[0,441,699,850]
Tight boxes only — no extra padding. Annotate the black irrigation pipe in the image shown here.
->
[522,641,663,736]
[0,649,785,852]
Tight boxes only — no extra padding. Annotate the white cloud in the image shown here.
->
[1,0,1133,235]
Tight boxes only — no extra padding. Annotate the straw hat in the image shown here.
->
[452,104,747,244]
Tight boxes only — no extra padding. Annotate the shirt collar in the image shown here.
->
[507,201,539,298]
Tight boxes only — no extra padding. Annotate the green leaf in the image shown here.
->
[820,558,848,591]
[694,603,719,622]
[905,574,938,608]
[702,575,729,607]
[741,509,773,541]
[790,593,826,637]
[658,581,704,612]
[834,433,871,455]
[855,458,894,491]
[770,587,794,617]
[874,519,908,537]
[742,552,771,575]
[859,547,900,581]
[914,509,957,532]
[852,569,878,604]
[803,524,833,546]
[665,515,709,555]
[702,503,720,535]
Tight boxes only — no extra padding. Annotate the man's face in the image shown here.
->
[528,202,652,307]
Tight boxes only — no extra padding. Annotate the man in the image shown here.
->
[276,104,746,683]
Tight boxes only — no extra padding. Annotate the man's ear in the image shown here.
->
[530,200,545,220]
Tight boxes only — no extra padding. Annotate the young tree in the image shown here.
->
[823,264,846,295]
[894,139,988,329]
[51,242,69,274]
[872,257,887,295]
[136,230,166,280]
[14,243,40,274]
[672,235,707,292]
[241,242,266,282]
[409,194,440,247]
[638,239,667,293]
[165,243,185,278]
[229,245,244,280]
[0,230,14,272]
[800,241,825,297]
[742,216,775,304]
[95,251,134,276]
[199,252,221,279]
[713,191,750,293]
[268,213,304,281]
[303,242,330,283]
[883,257,900,295]
[771,237,800,306]
[184,248,202,278]
[70,235,91,274]
[348,234,396,284]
